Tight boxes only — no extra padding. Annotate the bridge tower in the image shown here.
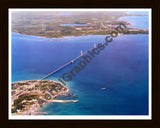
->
[81,50,83,56]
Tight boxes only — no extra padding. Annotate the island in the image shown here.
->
[11,80,78,115]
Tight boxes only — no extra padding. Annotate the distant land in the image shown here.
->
[12,11,148,38]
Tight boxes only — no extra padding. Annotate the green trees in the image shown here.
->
[13,95,38,113]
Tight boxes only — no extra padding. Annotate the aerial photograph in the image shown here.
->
[9,9,151,119]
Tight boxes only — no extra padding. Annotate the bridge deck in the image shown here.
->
[40,45,97,80]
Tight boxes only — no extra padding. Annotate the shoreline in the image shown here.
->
[12,30,149,39]
[11,80,78,115]
[11,12,149,39]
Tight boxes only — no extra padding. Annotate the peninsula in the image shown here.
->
[12,11,148,38]
[11,80,78,115]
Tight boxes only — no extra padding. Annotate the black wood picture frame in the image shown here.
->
[0,0,159,128]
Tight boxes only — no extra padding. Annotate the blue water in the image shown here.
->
[119,11,149,29]
[126,11,149,15]
[12,15,149,115]
[20,25,37,27]
[60,24,88,26]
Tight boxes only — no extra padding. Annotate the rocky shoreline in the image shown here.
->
[11,80,78,115]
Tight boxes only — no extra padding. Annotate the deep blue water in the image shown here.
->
[12,33,149,115]
[12,14,149,115]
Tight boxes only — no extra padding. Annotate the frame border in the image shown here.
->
[8,8,152,120]
[0,0,159,128]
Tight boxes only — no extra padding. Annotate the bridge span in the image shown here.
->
[40,43,98,80]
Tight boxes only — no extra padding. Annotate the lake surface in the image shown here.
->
[12,34,149,115]
[11,15,149,115]
[60,24,88,26]
[126,11,149,15]
[20,25,37,28]
[119,16,149,29]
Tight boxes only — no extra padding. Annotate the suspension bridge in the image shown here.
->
[40,43,98,80]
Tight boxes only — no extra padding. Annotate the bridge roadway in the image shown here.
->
[40,45,98,80]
